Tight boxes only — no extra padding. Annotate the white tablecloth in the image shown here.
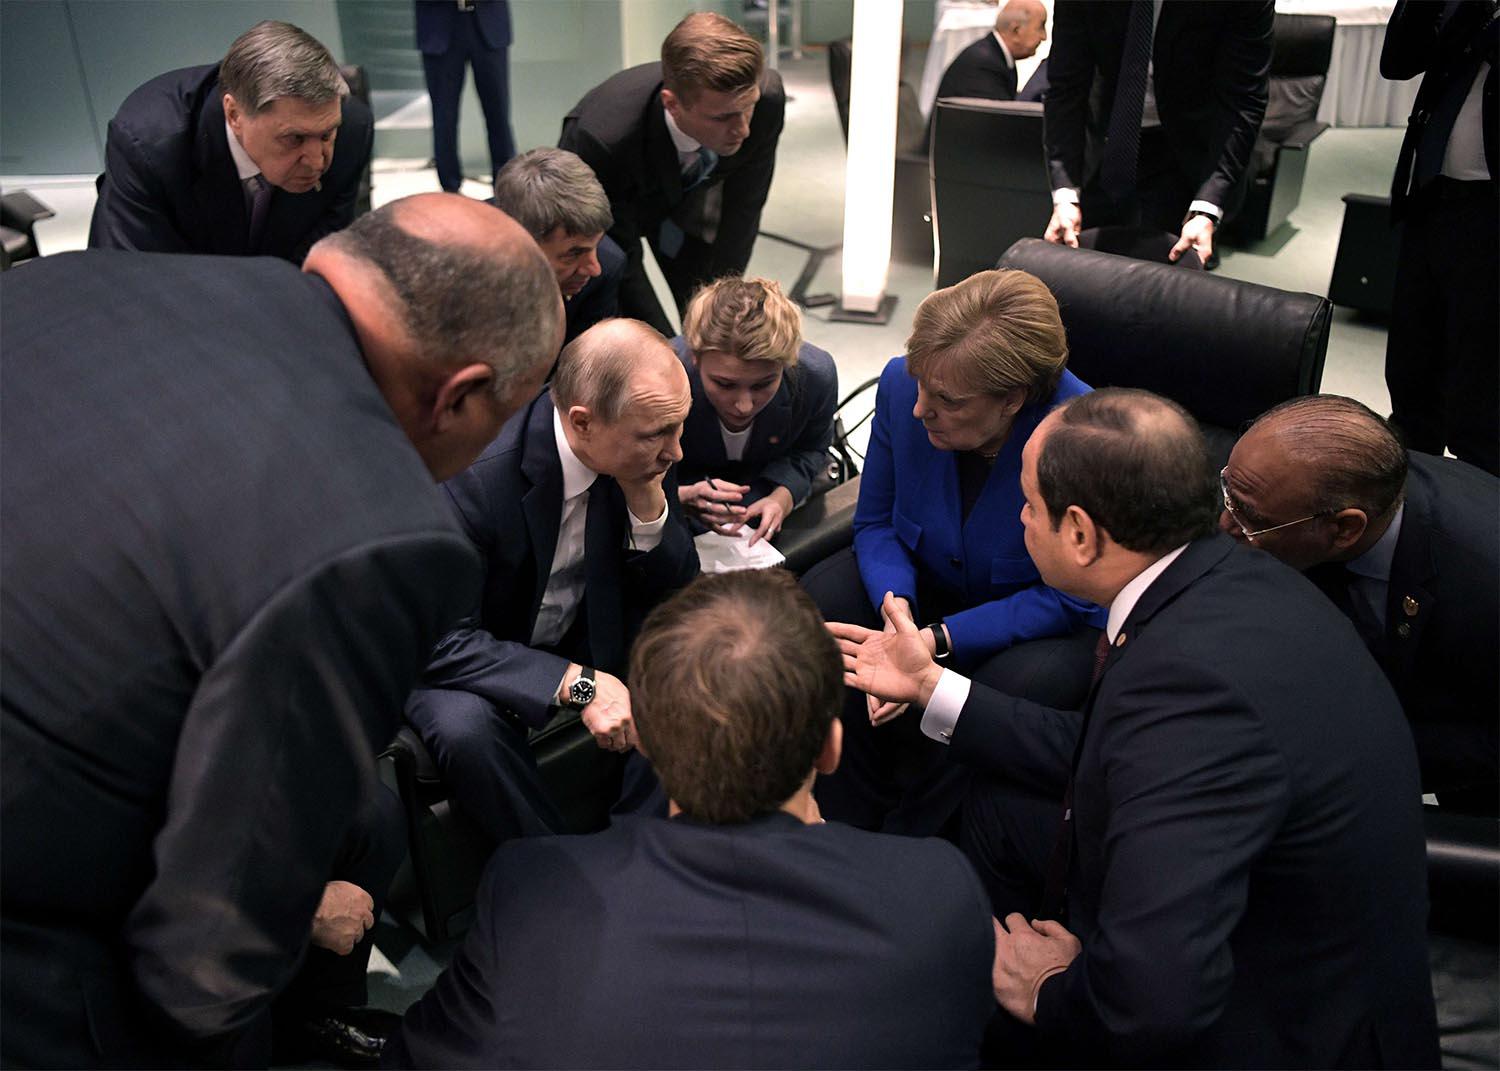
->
[918,0,1417,128]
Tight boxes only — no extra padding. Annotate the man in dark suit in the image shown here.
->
[0,194,562,1067]
[831,389,1439,1067]
[88,20,373,264]
[415,0,514,192]
[1382,0,1497,475]
[406,319,699,846]
[1223,395,1499,815]
[1042,1,1273,266]
[559,12,785,337]
[490,146,626,347]
[936,0,1048,104]
[390,569,996,1069]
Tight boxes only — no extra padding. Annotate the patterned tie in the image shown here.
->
[246,174,272,252]
[1099,0,1156,202]
[683,146,719,191]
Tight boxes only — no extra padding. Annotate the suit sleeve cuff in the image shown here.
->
[1052,188,1081,205]
[1187,200,1221,222]
[627,500,669,552]
[919,668,972,744]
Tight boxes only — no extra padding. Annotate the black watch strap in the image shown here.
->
[928,623,952,661]
[566,665,597,710]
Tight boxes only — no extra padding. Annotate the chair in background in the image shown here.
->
[930,98,1049,289]
[827,39,933,266]
[1328,193,1401,318]
[0,190,54,270]
[1077,225,1202,268]
[1219,13,1335,246]
[997,238,1330,466]
[1424,808,1500,1066]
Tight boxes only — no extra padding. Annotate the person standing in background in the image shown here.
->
[417,0,515,192]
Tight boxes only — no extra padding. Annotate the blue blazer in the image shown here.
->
[853,356,1104,665]
[670,336,837,507]
[418,387,699,728]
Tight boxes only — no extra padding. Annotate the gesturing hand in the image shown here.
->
[991,913,1083,1025]
[679,477,749,535]
[309,880,374,956]
[826,592,943,709]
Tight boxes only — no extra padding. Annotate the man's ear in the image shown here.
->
[814,716,843,776]
[432,363,495,432]
[660,87,681,119]
[565,403,594,441]
[1328,508,1370,554]
[222,92,243,132]
[1063,504,1104,566]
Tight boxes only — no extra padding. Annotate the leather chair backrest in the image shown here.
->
[932,99,1050,288]
[997,238,1330,459]
[1271,13,1336,79]
[828,39,853,141]
[828,39,926,158]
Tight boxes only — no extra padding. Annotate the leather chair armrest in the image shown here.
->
[1426,807,1500,942]
[1280,119,1329,151]
[0,190,54,230]
[774,476,861,575]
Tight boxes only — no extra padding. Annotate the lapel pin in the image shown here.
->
[1402,595,1419,618]
[1114,632,1127,647]
[769,435,779,444]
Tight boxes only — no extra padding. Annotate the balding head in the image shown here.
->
[304,193,562,481]
[552,319,691,482]
[996,0,1047,60]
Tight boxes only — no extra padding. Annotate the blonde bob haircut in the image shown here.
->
[682,276,802,368]
[905,269,1068,405]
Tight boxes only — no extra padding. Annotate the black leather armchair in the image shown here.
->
[1219,14,1335,246]
[0,190,54,270]
[1425,808,1500,1066]
[931,99,1049,288]
[997,238,1330,466]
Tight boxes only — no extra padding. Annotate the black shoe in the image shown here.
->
[273,1006,401,1069]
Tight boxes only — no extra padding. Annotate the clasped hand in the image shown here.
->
[991,913,1082,1025]
[309,880,374,956]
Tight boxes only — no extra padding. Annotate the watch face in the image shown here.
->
[570,676,596,707]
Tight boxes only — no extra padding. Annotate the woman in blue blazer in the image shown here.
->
[805,269,1105,832]
[671,277,838,544]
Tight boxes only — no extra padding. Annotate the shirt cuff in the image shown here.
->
[1187,200,1221,222]
[1052,187,1080,206]
[627,499,669,552]
[919,668,972,744]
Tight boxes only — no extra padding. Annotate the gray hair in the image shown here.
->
[1252,395,1408,518]
[996,0,1041,33]
[220,20,348,113]
[491,148,613,242]
[552,319,669,422]
[319,207,560,397]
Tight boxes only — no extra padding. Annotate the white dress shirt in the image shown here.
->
[919,545,1188,744]
[664,109,704,174]
[224,119,265,210]
[531,409,669,649]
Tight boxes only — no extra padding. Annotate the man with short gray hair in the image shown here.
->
[491,147,627,345]
[89,20,373,263]
[406,318,699,847]
[935,0,1048,103]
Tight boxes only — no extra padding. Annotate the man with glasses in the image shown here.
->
[1224,395,1498,814]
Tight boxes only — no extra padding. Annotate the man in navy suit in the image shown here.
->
[559,12,785,336]
[406,319,699,845]
[832,389,1438,1067]
[1224,395,1499,815]
[415,0,514,191]
[89,20,373,264]
[390,569,997,1070]
[1042,1,1273,266]
[936,0,1048,104]
[490,147,625,347]
[1,194,562,1068]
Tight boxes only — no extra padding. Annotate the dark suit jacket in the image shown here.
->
[1044,1,1273,213]
[949,536,1438,1067]
[671,336,837,507]
[419,388,699,729]
[1383,0,1499,218]
[415,0,511,53]
[388,812,996,1069]
[854,357,1104,667]
[88,63,374,263]
[0,252,475,1067]
[558,63,786,323]
[937,32,1019,103]
[1378,452,1499,800]
[564,233,626,346]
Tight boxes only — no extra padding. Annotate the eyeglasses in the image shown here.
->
[1219,466,1324,542]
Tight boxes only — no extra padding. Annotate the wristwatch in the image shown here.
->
[566,666,597,710]
[927,623,952,662]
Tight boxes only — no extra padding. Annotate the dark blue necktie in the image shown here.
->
[683,146,719,191]
[1100,0,1156,202]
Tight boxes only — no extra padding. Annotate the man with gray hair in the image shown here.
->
[407,318,699,849]
[1,192,560,1066]
[491,147,627,345]
[89,19,373,263]
[935,0,1049,104]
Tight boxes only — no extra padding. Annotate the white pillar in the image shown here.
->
[839,0,903,315]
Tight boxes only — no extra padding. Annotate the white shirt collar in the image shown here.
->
[663,108,701,156]
[224,119,260,182]
[552,406,599,501]
[1105,544,1189,642]
[992,31,1017,69]
[1345,502,1404,583]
